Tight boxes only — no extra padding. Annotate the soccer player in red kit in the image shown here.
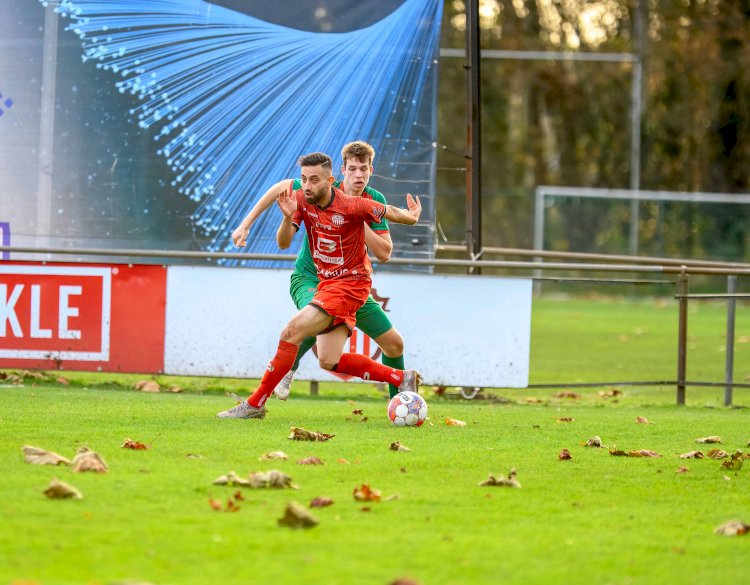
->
[217,152,422,419]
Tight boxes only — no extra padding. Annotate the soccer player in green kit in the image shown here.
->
[231,141,407,400]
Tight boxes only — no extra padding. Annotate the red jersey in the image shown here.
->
[292,185,386,282]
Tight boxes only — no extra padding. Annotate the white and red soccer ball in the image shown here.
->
[387,391,428,427]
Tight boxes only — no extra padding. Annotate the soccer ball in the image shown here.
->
[387,391,428,427]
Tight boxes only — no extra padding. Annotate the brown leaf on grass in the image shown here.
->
[609,448,628,457]
[720,451,744,471]
[133,380,160,393]
[585,436,604,448]
[384,494,401,502]
[72,447,108,473]
[558,448,572,460]
[352,409,363,415]
[43,478,82,500]
[297,456,324,465]
[598,389,622,398]
[288,427,335,442]
[310,496,334,508]
[677,466,690,473]
[353,484,382,502]
[208,498,223,511]
[390,441,411,452]
[629,449,662,458]
[445,418,466,426]
[523,397,543,404]
[185,453,203,459]
[636,416,651,424]
[557,417,575,423]
[233,490,245,501]
[695,436,722,444]
[259,450,288,461]
[213,471,251,487]
[4,374,23,384]
[225,498,241,513]
[715,520,750,536]
[479,468,521,488]
[553,391,580,399]
[389,579,422,585]
[121,439,149,450]
[278,501,319,529]
[248,470,297,489]
[56,376,70,385]
[680,451,704,459]
[167,386,183,393]
[337,458,350,464]
[22,445,70,466]
[707,449,729,459]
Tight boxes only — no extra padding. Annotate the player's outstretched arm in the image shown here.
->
[275,188,299,250]
[364,225,393,262]
[383,194,422,226]
[231,179,293,247]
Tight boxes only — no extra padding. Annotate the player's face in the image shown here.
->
[341,157,373,194]
[300,165,333,205]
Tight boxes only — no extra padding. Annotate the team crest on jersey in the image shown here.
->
[332,213,345,227]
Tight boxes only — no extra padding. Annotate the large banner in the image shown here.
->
[0,262,532,388]
[0,0,442,267]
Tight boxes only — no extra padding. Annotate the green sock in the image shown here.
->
[382,354,405,398]
[293,336,317,371]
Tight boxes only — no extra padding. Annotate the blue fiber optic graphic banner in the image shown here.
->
[0,0,442,267]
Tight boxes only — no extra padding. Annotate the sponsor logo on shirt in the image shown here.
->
[332,213,345,227]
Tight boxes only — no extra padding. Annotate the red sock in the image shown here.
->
[248,340,298,407]
[336,353,404,386]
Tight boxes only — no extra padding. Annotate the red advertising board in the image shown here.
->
[0,262,166,373]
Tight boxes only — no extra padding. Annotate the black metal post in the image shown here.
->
[465,0,482,273]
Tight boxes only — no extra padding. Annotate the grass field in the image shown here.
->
[2,296,750,585]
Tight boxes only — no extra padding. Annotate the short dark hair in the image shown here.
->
[297,152,332,170]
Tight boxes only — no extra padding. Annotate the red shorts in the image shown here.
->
[309,278,371,334]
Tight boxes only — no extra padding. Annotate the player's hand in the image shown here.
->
[232,226,249,247]
[277,189,298,218]
[405,194,422,223]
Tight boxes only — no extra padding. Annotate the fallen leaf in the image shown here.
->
[22,445,70,466]
[696,436,722,444]
[310,496,334,508]
[56,376,70,385]
[134,380,160,393]
[609,448,628,457]
[523,397,543,403]
[212,471,251,487]
[225,498,241,512]
[390,441,411,452]
[706,449,729,459]
[680,451,704,459]
[72,447,108,473]
[715,520,750,536]
[168,386,183,393]
[259,451,288,461]
[585,436,604,448]
[557,417,575,423]
[353,484,382,502]
[248,469,297,489]
[121,439,149,450]
[278,501,319,529]
[598,389,622,398]
[445,418,466,426]
[233,490,245,501]
[185,453,203,459]
[297,456,324,465]
[720,451,744,471]
[479,468,521,488]
[553,391,580,399]
[208,498,222,511]
[558,448,572,460]
[677,466,689,473]
[352,409,363,415]
[43,478,82,500]
[288,427,335,442]
[628,449,662,458]
[636,416,651,424]
[337,458,350,464]
[389,579,422,585]
[384,494,401,502]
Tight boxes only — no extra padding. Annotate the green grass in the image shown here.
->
[2,385,750,585]
[2,295,750,585]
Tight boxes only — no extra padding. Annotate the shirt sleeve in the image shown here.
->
[367,188,390,232]
[292,190,304,228]
[354,197,386,225]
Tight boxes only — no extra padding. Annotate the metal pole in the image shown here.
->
[465,0,482,273]
[628,0,645,256]
[676,271,689,405]
[724,275,737,406]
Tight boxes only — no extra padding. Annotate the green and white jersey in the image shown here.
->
[291,179,390,278]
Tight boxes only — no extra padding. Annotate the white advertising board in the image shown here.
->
[165,266,532,388]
